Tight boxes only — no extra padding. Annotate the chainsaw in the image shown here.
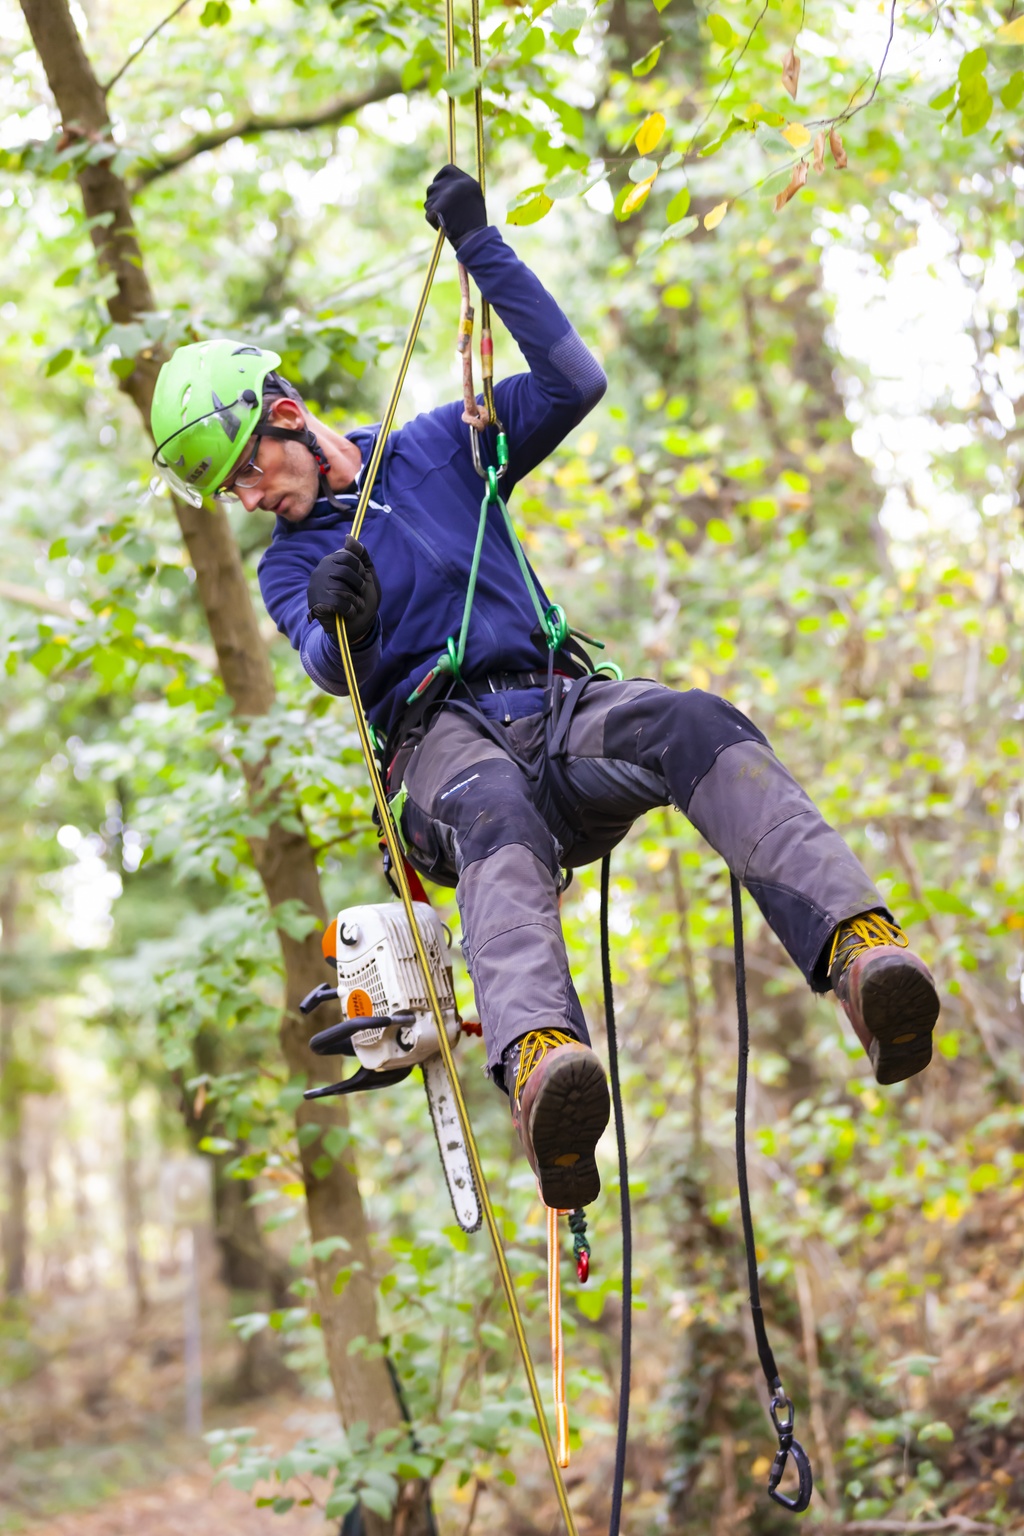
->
[299,901,482,1234]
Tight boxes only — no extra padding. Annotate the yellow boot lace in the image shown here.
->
[514,1029,576,1108]
[828,912,909,978]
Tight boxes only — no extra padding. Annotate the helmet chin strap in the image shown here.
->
[256,423,355,513]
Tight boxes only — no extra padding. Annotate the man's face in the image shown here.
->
[232,400,319,522]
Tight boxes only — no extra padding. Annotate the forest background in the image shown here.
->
[1,0,1023,1533]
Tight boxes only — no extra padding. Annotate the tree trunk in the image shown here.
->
[18,6,423,1519]
[121,1089,148,1319]
[1,884,29,1299]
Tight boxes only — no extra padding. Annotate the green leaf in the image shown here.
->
[310,1235,351,1261]
[958,47,987,83]
[700,116,747,157]
[924,887,974,917]
[198,1135,236,1154]
[322,1125,351,1157]
[506,191,554,225]
[1001,71,1024,109]
[200,0,231,23]
[707,12,735,47]
[575,1287,605,1321]
[48,537,68,559]
[44,348,73,377]
[631,42,662,76]
[666,187,691,223]
[360,1489,393,1520]
[967,1162,1000,1193]
[958,74,992,135]
[928,84,955,110]
[544,169,588,200]
[325,1490,357,1520]
[629,156,659,183]
[918,1421,954,1443]
[54,267,80,288]
[549,3,586,33]
[440,64,483,97]
[706,518,733,544]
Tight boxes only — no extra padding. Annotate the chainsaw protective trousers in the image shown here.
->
[394,678,888,1076]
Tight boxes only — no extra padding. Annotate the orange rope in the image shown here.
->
[547,1205,570,1468]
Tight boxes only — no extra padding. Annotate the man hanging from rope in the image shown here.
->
[151,166,941,1213]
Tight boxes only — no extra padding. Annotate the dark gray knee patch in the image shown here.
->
[601,687,768,813]
[408,756,560,882]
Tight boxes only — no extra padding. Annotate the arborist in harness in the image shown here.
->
[151,165,941,1217]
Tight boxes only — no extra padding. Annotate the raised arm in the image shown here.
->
[455,224,607,488]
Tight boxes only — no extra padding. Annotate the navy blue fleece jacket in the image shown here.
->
[256,225,607,738]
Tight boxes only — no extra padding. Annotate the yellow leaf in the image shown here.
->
[996,14,1024,41]
[622,172,658,215]
[781,122,811,148]
[703,200,728,230]
[635,111,666,154]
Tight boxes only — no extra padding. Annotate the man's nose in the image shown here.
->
[237,484,264,513]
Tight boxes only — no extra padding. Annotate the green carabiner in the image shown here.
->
[543,603,569,651]
[496,431,509,471]
[594,661,624,682]
[485,465,500,503]
[444,635,461,678]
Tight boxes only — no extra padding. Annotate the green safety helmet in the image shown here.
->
[150,340,282,506]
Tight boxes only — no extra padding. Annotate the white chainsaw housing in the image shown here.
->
[331,901,460,1071]
[329,900,481,1233]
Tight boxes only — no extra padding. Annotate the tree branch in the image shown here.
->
[134,72,404,188]
[102,0,192,96]
[840,1522,998,1535]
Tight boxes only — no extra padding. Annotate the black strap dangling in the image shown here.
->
[731,874,814,1515]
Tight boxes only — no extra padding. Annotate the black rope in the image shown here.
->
[730,874,814,1514]
[600,855,632,1536]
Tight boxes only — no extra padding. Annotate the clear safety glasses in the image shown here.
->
[150,396,263,507]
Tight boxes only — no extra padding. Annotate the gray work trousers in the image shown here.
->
[392,678,886,1075]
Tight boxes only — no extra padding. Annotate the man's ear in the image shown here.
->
[267,397,307,430]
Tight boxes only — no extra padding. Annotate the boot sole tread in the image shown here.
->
[527,1052,610,1209]
[859,954,939,1085]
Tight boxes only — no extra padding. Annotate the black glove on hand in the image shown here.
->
[307,536,382,643]
[424,164,487,249]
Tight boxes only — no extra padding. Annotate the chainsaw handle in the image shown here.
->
[310,1010,415,1055]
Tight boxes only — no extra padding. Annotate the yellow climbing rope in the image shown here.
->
[331,3,581,1530]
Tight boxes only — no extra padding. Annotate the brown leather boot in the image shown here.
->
[506,1030,610,1209]
[830,914,939,1084]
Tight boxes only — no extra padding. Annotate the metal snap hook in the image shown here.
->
[766,1435,813,1513]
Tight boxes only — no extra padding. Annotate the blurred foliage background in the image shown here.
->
[1,0,1023,1531]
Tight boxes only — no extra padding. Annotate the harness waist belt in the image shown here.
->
[466,670,549,694]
